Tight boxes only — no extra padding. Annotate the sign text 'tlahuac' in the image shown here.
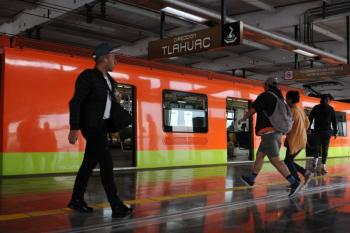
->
[148,26,221,59]
[148,22,242,59]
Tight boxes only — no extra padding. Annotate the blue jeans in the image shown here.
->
[284,146,305,182]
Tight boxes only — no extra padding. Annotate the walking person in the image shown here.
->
[308,94,338,174]
[238,77,302,197]
[283,91,311,185]
[67,42,132,218]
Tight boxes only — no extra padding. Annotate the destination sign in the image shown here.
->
[284,65,350,81]
[148,21,242,59]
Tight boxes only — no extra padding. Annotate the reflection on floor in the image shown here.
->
[111,148,133,168]
[228,147,250,162]
[1,158,350,233]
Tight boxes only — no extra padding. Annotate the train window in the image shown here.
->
[163,90,208,133]
[226,98,249,132]
[335,111,347,137]
[305,108,347,137]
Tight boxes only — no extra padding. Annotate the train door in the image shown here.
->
[108,83,136,168]
[226,98,253,162]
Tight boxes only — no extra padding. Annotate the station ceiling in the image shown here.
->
[1,0,350,100]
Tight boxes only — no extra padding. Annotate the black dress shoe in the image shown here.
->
[68,199,94,213]
[112,204,133,218]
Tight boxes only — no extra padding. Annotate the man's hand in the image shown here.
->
[68,130,79,144]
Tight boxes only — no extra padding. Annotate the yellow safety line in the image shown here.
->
[0,172,348,222]
[0,213,30,221]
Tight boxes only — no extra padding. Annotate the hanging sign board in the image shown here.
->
[222,21,242,46]
[148,21,242,59]
[284,65,350,81]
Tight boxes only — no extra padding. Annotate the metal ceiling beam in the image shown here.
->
[192,48,299,72]
[242,39,270,50]
[107,1,193,28]
[240,0,275,12]
[65,14,160,37]
[313,24,346,43]
[234,1,321,30]
[0,0,96,35]
[315,40,347,57]
[192,52,272,71]
[45,23,132,46]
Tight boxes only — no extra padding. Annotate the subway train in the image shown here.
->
[1,35,349,176]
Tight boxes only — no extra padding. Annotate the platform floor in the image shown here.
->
[1,157,350,233]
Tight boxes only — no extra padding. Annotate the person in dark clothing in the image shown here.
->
[68,42,132,218]
[309,94,337,174]
[238,77,301,197]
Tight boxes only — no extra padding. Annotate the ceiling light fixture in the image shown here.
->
[293,49,318,58]
[161,7,207,23]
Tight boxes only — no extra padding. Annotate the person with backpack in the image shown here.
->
[238,77,302,197]
[308,94,337,174]
[284,91,311,186]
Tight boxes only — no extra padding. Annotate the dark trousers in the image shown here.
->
[71,120,122,207]
[284,146,305,182]
[313,130,332,164]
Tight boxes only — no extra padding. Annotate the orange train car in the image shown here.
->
[1,36,350,176]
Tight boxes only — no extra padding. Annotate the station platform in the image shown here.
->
[1,157,350,233]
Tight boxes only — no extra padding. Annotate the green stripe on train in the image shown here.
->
[259,147,350,161]
[0,152,84,176]
[1,147,349,176]
[0,150,227,176]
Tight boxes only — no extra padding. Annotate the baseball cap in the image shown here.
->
[92,42,120,60]
[264,77,278,87]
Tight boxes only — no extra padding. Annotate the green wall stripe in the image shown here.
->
[137,149,227,168]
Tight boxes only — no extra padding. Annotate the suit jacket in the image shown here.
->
[69,67,117,130]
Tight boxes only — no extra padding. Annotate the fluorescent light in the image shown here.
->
[161,7,207,23]
[293,49,318,58]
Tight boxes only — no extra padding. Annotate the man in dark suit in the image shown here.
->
[67,43,132,218]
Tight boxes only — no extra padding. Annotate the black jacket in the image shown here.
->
[309,103,337,134]
[69,68,117,130]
